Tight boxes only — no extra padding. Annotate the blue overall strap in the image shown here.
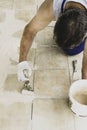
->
[61,0,66,13]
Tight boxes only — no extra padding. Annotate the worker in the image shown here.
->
[18,0,87,81]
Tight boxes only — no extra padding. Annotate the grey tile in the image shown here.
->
[0,10,26,36]
[2,74,34,93]
[0,10,6,22]
[35,27,56,48]
[69,69,82,83]
[34,70,70,98]
[14,8,37,22]
[12,29,23,38]
[36,0,45,7]
[0,102,31,130]
[14,0,36,9]
[32,99,75,130]
[0,0,14,9]
[75,116,87,130]
[68,52,83,83]
[68,52,83,70]
[35,47,68,69]
[9,47,35,74]
[2,74,23,93]
[27,48,36,69]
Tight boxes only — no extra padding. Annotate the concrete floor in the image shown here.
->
[0,0,87,130]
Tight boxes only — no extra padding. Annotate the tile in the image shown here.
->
[68,52,83,70]
[0,102,31,130]
[35,27,56,48]
[8,64,18,75]
[0,60,9,89]
[35,47,68,69]
[14,0,36,9]
[0,63,9,89]
[14,8,37,22]
[12,29,23,38]
[69,69,82,83]
[0,35,12,88]
[32,99,75,130]
[0,8,26,88]
[0,35,11,55]
[36,0,45,7]
[9,47,35,75]
[0,0,14,9]
[48,20,56,27]
[0,102,29,118]
[0,9,26,36]
[0,72,7,89]
[0,36,19,85]
[9,44,35,71]
[1,74,34,93]
[68,52,83,83]
[34,70,70,98]
[0,10,6,22]
[27,48,36,69]
[75,116,87,130]
[1,74,23,93]
[0,119,31,130]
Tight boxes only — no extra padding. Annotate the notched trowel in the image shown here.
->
[21,69,34,95]
[72,60,79,82]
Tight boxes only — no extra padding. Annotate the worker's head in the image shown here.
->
[54,8,87,49]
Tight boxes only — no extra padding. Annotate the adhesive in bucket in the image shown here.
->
[73,93,87,105]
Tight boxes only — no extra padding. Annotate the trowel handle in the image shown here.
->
[72,60,77,72]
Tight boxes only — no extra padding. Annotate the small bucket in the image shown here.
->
[69,80,87,117]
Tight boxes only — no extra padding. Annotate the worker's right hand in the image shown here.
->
[18,61,32,82]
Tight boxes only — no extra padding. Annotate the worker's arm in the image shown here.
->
[82,38,87,79]
[18,0,54,81]
[19,0,54,62]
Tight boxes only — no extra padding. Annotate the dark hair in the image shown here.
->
[54,8,87,49]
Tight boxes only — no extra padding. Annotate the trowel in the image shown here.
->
[22,69,34,95]
[72,60,78,81]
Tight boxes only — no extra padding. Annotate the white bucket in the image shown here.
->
[69,80,87,116]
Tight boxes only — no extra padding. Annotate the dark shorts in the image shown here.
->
[63,38,86,56]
